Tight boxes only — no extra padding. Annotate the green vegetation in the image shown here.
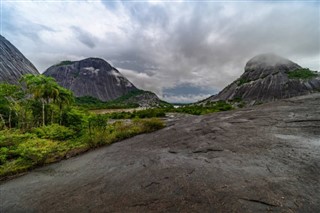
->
[0,75,165,179]
[75,90,172,109]
[174,101,233,115]
[0,118,164,178]
[0,74,235,179]
[54,60,74,67]
[287,68,318,80]
[237,78,251,86]
[101,100,233,118]
[75,96,139,109]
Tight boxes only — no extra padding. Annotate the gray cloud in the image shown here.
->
[71,26,96,48]
[2,1,319,102]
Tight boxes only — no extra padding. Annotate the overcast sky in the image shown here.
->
[2,0,319,103]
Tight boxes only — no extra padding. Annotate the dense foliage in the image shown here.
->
[287,68,318,80]
[76,90,173,109]
[0,118,164,178]
[0,75,165,179]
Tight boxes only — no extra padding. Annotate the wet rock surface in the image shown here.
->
[1,93,320,212]
[0,35,39,84]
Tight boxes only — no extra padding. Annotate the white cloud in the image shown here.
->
[163,94,212,104]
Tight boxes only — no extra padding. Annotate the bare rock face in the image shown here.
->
[206,53,320,104]
[43,58,138,101]
[1,93,320,212]
[0,35,39,84]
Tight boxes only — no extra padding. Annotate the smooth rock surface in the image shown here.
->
[0,35,39,84]
[1,93,320,212]
[43,58,138,101]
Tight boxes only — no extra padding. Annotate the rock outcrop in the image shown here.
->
[205,53,320,104]
[115,90,172,108]
[43,58,138,102]
[0,35,39,84]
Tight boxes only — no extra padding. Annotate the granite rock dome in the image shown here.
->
[204,53,320,104]
[0,35,39,84]
[44,58,138,102]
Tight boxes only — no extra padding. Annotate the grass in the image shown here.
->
[0,118,165,179]
[287,68,318,80]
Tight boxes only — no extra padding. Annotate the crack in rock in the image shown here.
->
[239,198,279,207]
[144,181,160,188]
[192,148,224,154]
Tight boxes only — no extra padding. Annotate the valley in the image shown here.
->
[1,5,320,211]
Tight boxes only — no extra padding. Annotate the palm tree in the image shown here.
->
[21,75,61,126]
[55,86,74,125]
[0,83,23,128]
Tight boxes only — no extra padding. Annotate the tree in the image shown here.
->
[21,75,61,126]
[56,87,74,124]
[0,84,24,128]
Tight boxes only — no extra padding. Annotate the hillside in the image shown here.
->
[203,53,320,105]
[0,35,39,84]
[43,58,137,102]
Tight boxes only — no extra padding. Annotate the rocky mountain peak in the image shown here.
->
[243,53,301,81]
[78,57,113,71]
[0,35,39,84]
[44,58,137,102]
[202,53,320,105]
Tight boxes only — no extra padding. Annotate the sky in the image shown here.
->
[1,0,320,103]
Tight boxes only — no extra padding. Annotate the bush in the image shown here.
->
[61,108,85,132]
[137,118,165,132]
[0,130,36,146]
[0,147,9,164]
[288,68,318,80]
[16,138,59,164]
[32,124,75,141]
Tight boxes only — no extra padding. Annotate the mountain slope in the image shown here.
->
[43,58,138,102]
[0,35,39,84]
[204,53,320,104]
[44,58,170,107]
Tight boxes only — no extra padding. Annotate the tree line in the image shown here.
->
[0,74,73,130]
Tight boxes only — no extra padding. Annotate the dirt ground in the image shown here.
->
[1,93,319,212]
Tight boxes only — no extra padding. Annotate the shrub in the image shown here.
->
[0,130,36,146]
[88,114,108,132]
[61,108,85,132]
[16,138,59,164]
[32,124,75,141]
[0,147,9,164]
[138,118,165,132]
[288,68,318,80]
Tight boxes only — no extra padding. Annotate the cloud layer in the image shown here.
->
[2,0,319,102]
